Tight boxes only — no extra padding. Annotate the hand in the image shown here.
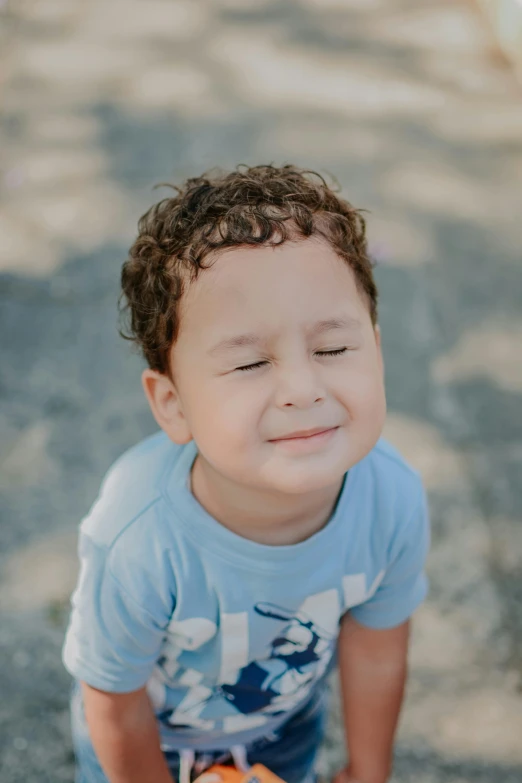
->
[332,767,362,783]
[332,765,390,783]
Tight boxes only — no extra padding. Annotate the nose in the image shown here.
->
[274,359,326,409]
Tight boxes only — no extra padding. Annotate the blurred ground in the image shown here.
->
[1,1,522,781]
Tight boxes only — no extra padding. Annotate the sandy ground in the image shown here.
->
[1,1,522,781]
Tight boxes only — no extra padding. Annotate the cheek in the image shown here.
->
[190,381,264,442]
[339,363,386,417]
[360,380,387,429]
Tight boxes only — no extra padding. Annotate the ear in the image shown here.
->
[141,368,193,445]
[374,324,384,375]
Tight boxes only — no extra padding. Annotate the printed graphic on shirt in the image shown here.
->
[150,587,344,733]
[220,600,336,714]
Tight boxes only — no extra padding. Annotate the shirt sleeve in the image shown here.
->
[350,485,430,629]
[62,530,176,692]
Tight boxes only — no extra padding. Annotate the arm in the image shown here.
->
[334,615,410,783]
[81,681,174,783]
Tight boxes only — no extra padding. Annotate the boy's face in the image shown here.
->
[157,237,386,495]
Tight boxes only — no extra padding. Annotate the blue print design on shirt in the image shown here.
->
[220,602,335,715]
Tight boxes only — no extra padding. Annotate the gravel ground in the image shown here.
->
[1,1,522,781]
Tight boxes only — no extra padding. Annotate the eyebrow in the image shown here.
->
[207,316,362,356]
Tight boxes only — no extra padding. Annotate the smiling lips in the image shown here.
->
[270,426,338,441]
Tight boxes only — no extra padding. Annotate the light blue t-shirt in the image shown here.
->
[62,431,430,751]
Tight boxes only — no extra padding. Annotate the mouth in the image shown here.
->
[270,426,339,442]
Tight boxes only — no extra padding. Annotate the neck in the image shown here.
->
[190,454,345,546]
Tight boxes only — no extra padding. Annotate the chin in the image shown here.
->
[270,469,343,496]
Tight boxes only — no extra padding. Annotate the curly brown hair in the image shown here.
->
[120,164,377,374]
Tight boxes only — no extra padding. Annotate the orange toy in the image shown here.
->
[195,763,286,783]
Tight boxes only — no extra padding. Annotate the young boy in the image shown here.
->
[62,164,430,783]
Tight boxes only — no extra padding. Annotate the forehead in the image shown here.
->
[177,237,368,343]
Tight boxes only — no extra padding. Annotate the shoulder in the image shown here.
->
[362,437,424,504]
[80,430,185,549]
[347,437,427,546]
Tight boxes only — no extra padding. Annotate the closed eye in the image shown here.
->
[236,347,349,372]
[317,348,348,357]
[237,361,269,372]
